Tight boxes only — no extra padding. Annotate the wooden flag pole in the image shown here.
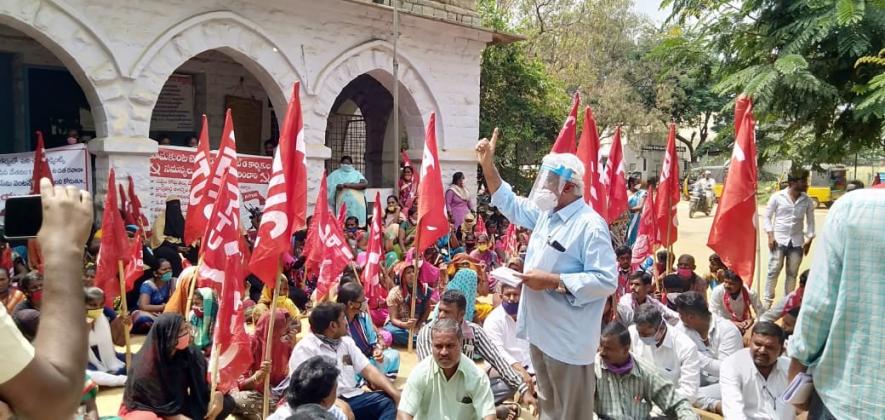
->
[116,260,132,370]
[665,191,674,275]
[407,231,421,352]
[261,265,283,419]
[183,256,202,317]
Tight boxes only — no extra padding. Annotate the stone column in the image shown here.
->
[88,137,158,221]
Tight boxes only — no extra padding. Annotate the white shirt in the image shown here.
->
[629,324,701,402]
[617,293,680,326]
[482,305,533,373]
[675,315,743,382]
[0,306,34,384]
[267,404,347,420]
[720,349,795,420]
[710,285,766,322]
[694,177,716,191]
[288,334,370,399]
[763,188,815,247]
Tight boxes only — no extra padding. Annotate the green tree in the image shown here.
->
[664,0,885,168]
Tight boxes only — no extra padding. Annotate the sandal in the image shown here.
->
[495,402,521,420]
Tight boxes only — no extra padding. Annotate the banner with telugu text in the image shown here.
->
[0,143,91,225]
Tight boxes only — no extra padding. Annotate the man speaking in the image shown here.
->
[476,129,617,419]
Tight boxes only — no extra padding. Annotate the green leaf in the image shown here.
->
[774,54,809,75]
[835,0,865,25]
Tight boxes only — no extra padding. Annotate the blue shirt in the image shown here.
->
[491,182,617,365]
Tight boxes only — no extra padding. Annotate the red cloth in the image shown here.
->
[200,169,253,393]
[246,309,293,389]
[708,96,758,285]
[602,127,628,223]
[200,110,238,243]
[577,106,606,215]
[474,214,487,237]
[123,233,144,292]
[362,192,388,302]
[550,92,580,154]
[249,82,308,286]
[127,176,150,235]
[30,131,53,194]
[310,172,355,301]
[631,185,659,270]
[337,203,348,227]
[656,123,680,247]
[95,169,130,306]
[183,115,212,245]
[415,113,450,253]
[119,183,135,225]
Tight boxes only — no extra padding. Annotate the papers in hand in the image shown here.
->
[780,372,813,405]
[490,266,523,288]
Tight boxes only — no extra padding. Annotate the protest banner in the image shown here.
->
[0,143,91,225]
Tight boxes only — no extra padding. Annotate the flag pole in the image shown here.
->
[116,260,132,370]
[262,264,283,419]
[407,231,421,353]
[184,256,202,317]
[665,191,674,275]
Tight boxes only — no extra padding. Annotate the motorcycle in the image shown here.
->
[689,185,714,218]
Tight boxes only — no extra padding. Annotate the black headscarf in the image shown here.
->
[163,198,185,240]
[123,313,209,418]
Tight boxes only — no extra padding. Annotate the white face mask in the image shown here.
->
[532,188,558,212]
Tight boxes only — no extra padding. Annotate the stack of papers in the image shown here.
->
[490,266,522,288]
[780,372,813,405]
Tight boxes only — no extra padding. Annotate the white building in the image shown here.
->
[0,0,513,214]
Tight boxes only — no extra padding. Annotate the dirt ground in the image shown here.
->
[96,200,828,419]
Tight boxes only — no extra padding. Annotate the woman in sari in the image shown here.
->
[383,262,433,346]
[327,155,368,226]
[120,313,224,420]
[131,259,174,334]
[397,165,416,211]
[445,172,474,228]
[0,267,25,313]
[230,309,296,419]
[383,196,405,257]
[85,287,127,387]
[189,288,217,354]
[442,254,492,323]
[625,176,647,247]
[398,206,419,252]
[252,278,301,323]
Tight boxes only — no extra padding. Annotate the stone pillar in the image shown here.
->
[88,137,158,220]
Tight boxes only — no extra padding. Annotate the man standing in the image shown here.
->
[289,302,400,420]
[629,303,700,403]
[721,322,795,419]
[398,318,496,420]
[595,322,698,419]
[673,291,743,413]
[327,156,369,227]
[476,131,617,419]
[787,189,884,419]
[763,169,815,306]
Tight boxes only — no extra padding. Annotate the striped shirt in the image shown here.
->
[787,190,885,419]
[593,353,698,419]
[416,319,528,395]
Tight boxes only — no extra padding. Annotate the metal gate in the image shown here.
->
[325,113,366,175]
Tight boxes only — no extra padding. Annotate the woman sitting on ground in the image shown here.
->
[85,287,128,387]
[131,258,174,334]
[251,276,301,323]
[189,287,218,355]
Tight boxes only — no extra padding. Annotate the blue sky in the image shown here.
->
[631,0,672,23]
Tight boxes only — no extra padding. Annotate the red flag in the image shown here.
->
[200,169,252,392]
[184,115,213,245]
[118,183,135,226]
[708,96,758,285]
[337,203,348,227]
[474,214,487,237]
[602,127,628,223]
[201,110,238,242]
[576,106,606,215]
[123,233,144,291]
[311,173,355,301]
[502,223,519,260]
[304,173,331,275]
[361,192,387,301]
[95,169,130,306]
[249,82,308,285]
[30,131,53,194]
[415,113,450,252]
[127,176,149,235]
[631,185,658,270]
[656,123,681,247]
[551,92,580,154]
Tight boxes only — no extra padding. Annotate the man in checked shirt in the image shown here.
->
[416,290,537,416]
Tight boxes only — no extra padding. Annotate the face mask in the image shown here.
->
[477,244,489,252]
[160,271,173,282]
[640,321,664,346]
[347,227,358,233]
[605,355,634,376]
[387,205,398,212]
[502,300,519,316]
[67,137,78,145]
[30,290,43,304]
[193,307,204,318]
[176,334,190,349]
[532,189,558,212]
[86,308,103,320]
[677,268,693,279]
[340,164,353,171]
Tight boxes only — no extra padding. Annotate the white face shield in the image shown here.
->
[528,163,576,212]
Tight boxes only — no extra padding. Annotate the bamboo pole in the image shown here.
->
[183,257,202,317]
[116,260,132,370]
[261,266,283,419]
[407,231,421,352]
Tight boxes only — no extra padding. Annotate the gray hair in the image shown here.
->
[84,287,104,303]
[430,318,462,340]
[634,302,663,327]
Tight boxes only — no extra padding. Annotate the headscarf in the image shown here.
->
[446,268,478,322]
[259,285,301,320]
[189,288,217,350]
[448,182,471,201]
[123,314,210,419]
[447,253,488,287]
[250,309,292,387]
[162,197,185,242]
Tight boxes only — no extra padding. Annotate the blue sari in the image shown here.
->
[626,189,647,247]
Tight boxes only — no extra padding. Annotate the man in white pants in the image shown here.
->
[476,130,617,419]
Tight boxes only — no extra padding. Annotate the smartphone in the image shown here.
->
[4,195,43,239]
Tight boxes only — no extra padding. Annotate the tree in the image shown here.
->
[664,0,885,168]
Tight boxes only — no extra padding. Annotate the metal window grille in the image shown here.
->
[325,113,366,174]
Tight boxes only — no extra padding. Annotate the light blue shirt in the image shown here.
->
[491,182,617,365]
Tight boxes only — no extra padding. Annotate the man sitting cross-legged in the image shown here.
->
[617,271,679,326]
[710,269,766,336]
[482,282,535,405]
[288,302,401,420]
[398,318,496,420]
[416,289,536,418]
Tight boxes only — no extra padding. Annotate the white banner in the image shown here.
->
[0,143,92,225]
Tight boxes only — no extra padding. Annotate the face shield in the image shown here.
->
[528,163,576,212]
